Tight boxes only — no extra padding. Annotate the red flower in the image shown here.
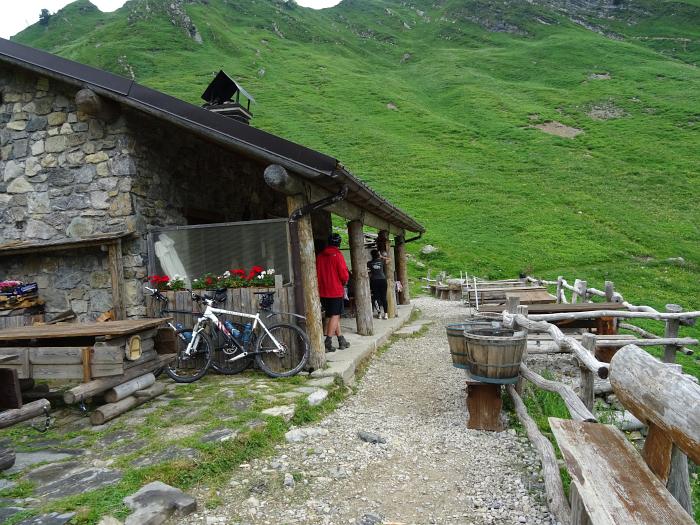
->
[250,265,264,274]
[232,269,246,277]
[149,275,169,284]
[205,276,214,285]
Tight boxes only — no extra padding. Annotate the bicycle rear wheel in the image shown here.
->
[165,329,213,383]
[255,323,310,378]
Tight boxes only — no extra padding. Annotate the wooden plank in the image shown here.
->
[0,369,22,409]
[0,348,27,365]
[82,347,91,382]
[0,319,168,341]
[479,302,628,314]
[123,349,157,370]
[31,362,124,380]
[505,290,556,305]
[549,418,694,524]
[29,347,84,365]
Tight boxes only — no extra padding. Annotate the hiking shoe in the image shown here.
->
[337,336,350,349]
[325,337,335,353]
[382,313,389,320]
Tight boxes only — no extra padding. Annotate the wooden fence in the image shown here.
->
[492,277,700,524]
[145,281,298,330]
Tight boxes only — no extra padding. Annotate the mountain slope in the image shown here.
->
[12,0,700,308]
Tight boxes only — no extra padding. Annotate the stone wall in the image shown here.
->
[1,62,289,321]
[0,64,145,320]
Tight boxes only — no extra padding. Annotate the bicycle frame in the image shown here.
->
[186,302,283,361]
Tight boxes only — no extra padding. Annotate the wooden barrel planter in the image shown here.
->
[463,328,527,384]
[446,321,495,369]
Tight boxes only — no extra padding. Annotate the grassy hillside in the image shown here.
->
[13,0,700,323]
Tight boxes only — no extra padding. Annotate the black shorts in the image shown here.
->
[321,297,344,316]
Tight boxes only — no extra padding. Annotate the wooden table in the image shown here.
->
[0,319,168,382]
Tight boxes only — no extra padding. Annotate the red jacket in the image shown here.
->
[316,246,349,298]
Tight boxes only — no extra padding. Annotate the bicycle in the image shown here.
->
[145,287,250,381]
[183,290,310,379]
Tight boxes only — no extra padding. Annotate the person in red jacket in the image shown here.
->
[316,233,350,352]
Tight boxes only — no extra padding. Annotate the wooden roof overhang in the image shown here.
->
[0,38,425,235]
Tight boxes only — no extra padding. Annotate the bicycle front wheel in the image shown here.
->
[255,323,310,378]
[166,329,213,383]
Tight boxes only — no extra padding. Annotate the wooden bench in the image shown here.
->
[549,344,699,524]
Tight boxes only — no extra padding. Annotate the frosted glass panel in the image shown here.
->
[150,219,291,286]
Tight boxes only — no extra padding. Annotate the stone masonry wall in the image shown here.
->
[1,62,289,321]
[0,64,143,320]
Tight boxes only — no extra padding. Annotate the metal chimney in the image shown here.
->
[201,70,255,125]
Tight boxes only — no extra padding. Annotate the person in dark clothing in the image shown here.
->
[367,249,389,319]
[316,233,350,352]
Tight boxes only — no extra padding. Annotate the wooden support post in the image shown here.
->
[579,333,596,411]
[594,316,617,363]
[81,347,92,383]
[506,296,523,393]
[378,230,397,318]
[347,220,373,336]
[664,304,682,363]
[394,235,410,305]
[556,276,565,304]
[107,239,126,320]
[571,279,587,304]
[662,304,692,514]
[604,281,615,302]
[287,193,326,371]
[466,380,503,431]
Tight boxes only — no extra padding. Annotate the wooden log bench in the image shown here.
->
[549,344,699,524]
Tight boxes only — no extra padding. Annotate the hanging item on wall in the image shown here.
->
[126,335,142,361]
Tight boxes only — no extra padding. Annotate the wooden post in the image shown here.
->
[604,281,615,302]
[107,239,126,320]
[394,235,410,305]
[81,347,92,383]
[379,230,397,318]
[594,316,617,363]
[571,279,586,304]
[580,333,596,411]
[662,304,692,514]
[507,297,523,393]
[348,220,373,336]
[664,304,682,363]
[556,276,564,304]
[287,193,326,371]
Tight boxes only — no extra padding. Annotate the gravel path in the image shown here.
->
[183,297,554,525]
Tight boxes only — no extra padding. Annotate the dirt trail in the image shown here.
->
[181,297,554,525]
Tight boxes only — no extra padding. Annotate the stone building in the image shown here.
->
[0,38,423,362]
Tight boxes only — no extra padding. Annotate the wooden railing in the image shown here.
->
[494,285,700,523]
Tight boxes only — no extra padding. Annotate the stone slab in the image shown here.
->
[123,481,196,525]
[132,447,199,468]
[6,450,82,474]
[17,512,76,525]
[24,461,122,500]
[201,429,237,443]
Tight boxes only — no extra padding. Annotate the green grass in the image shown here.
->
[11,1,699,326]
